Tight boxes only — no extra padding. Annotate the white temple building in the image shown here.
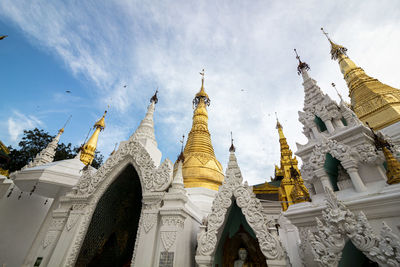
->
[0,31,400,267]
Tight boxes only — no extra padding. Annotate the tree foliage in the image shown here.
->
[6,128,103,172]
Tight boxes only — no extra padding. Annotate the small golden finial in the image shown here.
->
[110,143,118,156]
[331,82,344,102]
[229,131,235,152]
[294,48,310,75]
[275,112,282,129]
[150,89,159,104]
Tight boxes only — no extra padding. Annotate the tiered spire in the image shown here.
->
[322,27,400,130]
[23,128,65,169]
[182,70,224,191]
[130,90,158,145]
[80,110,107,166]
[275,116,310,211]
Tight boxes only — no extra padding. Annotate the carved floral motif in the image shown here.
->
[309,187,400,267]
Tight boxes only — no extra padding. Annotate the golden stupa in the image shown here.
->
[80,110,107,166]
[322,28,400,130]
[181,70,224,191]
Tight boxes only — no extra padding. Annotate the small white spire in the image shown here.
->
[225,138,242,185]
[23,128,64,169]
[130,92,157,146]
[169,159,185,193]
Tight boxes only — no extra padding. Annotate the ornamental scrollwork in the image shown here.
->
[75,139,172,196]
[309,187,400,266]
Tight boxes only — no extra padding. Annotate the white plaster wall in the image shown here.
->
[0,186,52,267]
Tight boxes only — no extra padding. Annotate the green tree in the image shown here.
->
[6,128,103,172]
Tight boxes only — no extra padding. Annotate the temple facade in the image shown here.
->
[0,31,400,267]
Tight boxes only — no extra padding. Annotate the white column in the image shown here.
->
[334,118,345,128]
[311,127,320,138]
[315,168,333,191]
[323,119,335,133]
[346,167,367,192]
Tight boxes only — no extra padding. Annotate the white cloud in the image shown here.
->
[2,0,400,183]
[7,111,43,142]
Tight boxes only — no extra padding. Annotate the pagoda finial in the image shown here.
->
[193,69,210,108]
[331,82,344,103]
[80,109,107,166]
[200,68,205,88]
[177,135,185,162]
[150,89,158,104]
[294,48,310,75]
[321,27,348,60]
[275,112,282,129]
[229,131,235,152]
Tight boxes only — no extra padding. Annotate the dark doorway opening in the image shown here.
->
[76,165,142,267]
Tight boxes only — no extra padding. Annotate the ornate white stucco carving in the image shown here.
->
[75,139,172,196]
[161,231,177,251]
[195,151,286,263]
[355,143,383,165]
[309,187,400,267]
[142,213,158,233]
[306,139,356,175]
[44,137,171,267]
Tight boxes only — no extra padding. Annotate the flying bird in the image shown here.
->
[0,35,8,40]
[65,90,71,93]
[123,85,127,88]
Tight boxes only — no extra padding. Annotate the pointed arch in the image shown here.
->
[42,139,173,267]
[195,167,286,266]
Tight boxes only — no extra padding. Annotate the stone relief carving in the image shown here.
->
[307,139,356,171]
[161,231,177,251]
[143,213,158,233]
[54,139,171,266]
[196,152,286,263]
[309,187,400,267]
[355,143,383,165]
[161,216,185,229]
[75,139,172,196]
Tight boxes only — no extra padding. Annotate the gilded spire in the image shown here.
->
[80,110,107,166]
[367,122,400,184]
[322,27,400,130]
[274,117,310,211]
[182,70,224,191]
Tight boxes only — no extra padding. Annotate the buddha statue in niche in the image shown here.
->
[234,248,254,267]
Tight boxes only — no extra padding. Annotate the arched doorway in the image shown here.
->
[339,241,378,267]
[214,201,267,267]
[75,164,142,267]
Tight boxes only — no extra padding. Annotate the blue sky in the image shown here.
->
[1,1,400,185]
